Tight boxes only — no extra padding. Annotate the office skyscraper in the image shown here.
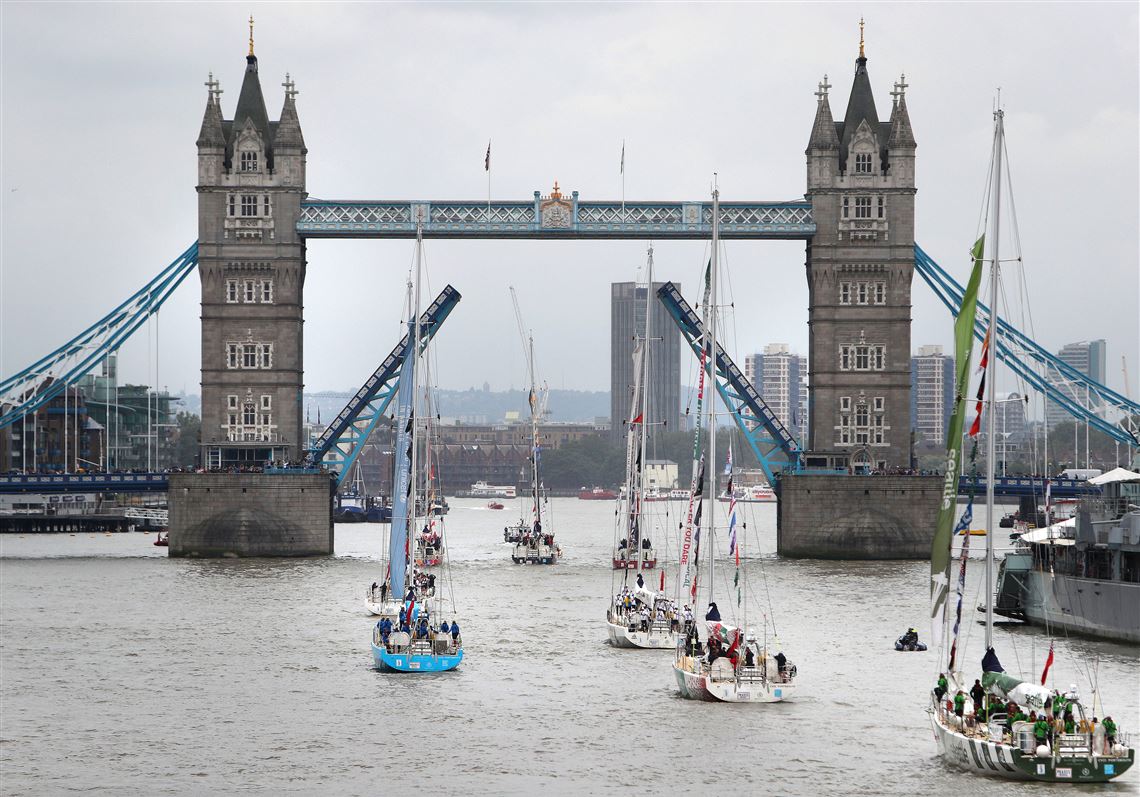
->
[1046,340,1107,429]
[910,345,954,446]
[744,344,807,440]
[610,282,680,438]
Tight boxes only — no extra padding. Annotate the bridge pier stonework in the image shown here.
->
[168,472,334,558]
[778,44,939,558]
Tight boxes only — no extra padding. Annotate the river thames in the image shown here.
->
[2,498,1136,795]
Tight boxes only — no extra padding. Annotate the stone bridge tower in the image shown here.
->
[195,35,307,468]
[804,31,917,471]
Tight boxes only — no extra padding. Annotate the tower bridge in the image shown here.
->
[2,32,1136,557]
[190,34,921,477]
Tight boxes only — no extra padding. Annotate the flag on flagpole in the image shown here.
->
[1044,478,1052,526]
[484,140,491,171]
[729,492,738,559]
[620,140,625,174]
[968,327,991,438]
[1040,640,1055,685]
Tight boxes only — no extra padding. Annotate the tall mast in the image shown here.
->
[707,187,720,607]
[529,334,541,530]
[636,245,654,573]
[409,214,424,587]
[984,108,1004,650]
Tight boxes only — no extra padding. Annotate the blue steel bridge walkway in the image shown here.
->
[296,194,816,240]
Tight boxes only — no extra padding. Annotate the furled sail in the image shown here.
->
[387,326,416,599]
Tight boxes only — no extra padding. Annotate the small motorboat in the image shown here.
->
[894,629,926,651]
[153,532,169,547]
[487,501,505,510]
[578,487,617,500]
[366,505,391,523]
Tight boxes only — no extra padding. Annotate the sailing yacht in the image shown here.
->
[509,300,561,565]
[605,246,677,650]
[370,219,463,673]
[927,107,1132,782]
[671,188,797,702]
[612,246,659,573]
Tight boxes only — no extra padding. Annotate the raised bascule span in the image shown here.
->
[309,285,462,488]
[655,281,804,484]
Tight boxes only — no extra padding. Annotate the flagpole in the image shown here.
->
[485,139,492,223]
[620,139,626,226]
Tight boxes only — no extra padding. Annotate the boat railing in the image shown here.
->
[1056,733,1092,756]
[735,665,768,684]
[378,631,458,656]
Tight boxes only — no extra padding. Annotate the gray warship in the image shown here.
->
[992,468,1140,644]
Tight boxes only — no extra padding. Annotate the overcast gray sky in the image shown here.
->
[2,2,1137,404]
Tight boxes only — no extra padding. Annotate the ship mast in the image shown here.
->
[707,186,720,607]
[408,214,425,593]
[528,334,541,532]
[983,108,1004,651]
[635,245,655,574]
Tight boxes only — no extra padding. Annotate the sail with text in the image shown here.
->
[930,236,985,649]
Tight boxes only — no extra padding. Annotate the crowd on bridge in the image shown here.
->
[4,461,330,478]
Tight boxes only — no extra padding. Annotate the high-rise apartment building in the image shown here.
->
[744,344,807,440]
[1046,340,1107,429]
[610,282,681,438]
[910,345,954,446]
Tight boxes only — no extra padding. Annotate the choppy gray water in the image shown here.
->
[2,498,1137,795]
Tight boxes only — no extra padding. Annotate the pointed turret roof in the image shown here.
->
[888,91,916,149]
[837,53,888,168]
[807,78,840,151]
[196,94,225,148]
[226,54,274,168]
[274,75,305,151]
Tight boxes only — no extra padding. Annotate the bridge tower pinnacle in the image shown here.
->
[196,43,308,468]
[803,36,918,470]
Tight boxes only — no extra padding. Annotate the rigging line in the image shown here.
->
[976,137,996,243]
[1004,623,1025,682]
[750,514,779,639]
[957,543,986,672]
[1000,133,1049,449]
